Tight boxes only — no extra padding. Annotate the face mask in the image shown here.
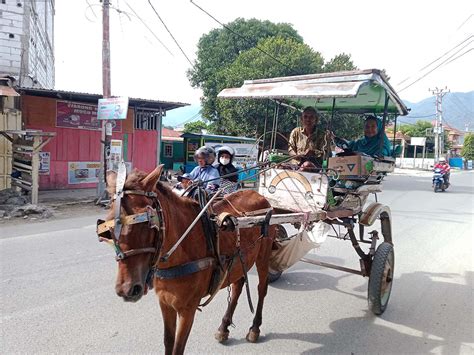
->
[219,157,230,165]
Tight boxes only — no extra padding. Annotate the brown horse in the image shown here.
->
[101,165,275,355]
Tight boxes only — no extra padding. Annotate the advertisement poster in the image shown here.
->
[68,162,101,184]
[108,139,123,171]
[39,152,50,175]
[56,101,121,132]
[98,97,129,120]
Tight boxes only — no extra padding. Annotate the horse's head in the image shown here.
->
[98,165,165,303]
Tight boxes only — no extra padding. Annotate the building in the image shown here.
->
[443,123,464,157]
[0,0,55,88]
[160,127,183,171]
[9,87,187,190]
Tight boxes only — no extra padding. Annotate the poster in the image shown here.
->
[39,152,50,175]
[108,139,123,172]
[68,162,101,184]
[56,101,121,132]
[98,97,129,120]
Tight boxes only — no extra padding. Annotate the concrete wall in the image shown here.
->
[0,0,54,88]
[396,157,435,170]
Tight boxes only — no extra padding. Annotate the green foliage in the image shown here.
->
[461,133,474,160]
[188,18,357,139]
[399,121,433,137]
[183,120,209,134]
[323,53,357,72]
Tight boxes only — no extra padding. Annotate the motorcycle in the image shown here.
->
[432,168,449,192]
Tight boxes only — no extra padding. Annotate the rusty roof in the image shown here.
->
[17,87,188,111]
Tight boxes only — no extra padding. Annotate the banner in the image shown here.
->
[98,97,129,120]
[205,142,258,168]
[68,162,101,184]
[39,152,50,175]
[56,101,121,131]
[108,139,123,171]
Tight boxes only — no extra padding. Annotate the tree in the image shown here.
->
[183,121,208,134]
[188,18,302,121]
[461,133,474,160]
[399,121,433,137]
[323,53,357,72]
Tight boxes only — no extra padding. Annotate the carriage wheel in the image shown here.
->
[368,242,394,315]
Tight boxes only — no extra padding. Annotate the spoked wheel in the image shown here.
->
[368,242,394,315]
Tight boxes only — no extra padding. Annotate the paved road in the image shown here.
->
[1,172,473,354]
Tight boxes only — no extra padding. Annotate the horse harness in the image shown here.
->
[96,164,273,308]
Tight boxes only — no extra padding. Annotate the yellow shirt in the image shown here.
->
[288,127,330,164]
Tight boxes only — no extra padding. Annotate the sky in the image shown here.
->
[54,0,473,108]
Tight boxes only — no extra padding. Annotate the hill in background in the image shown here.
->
[402,91,473,130]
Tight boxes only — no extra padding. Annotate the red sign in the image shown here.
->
[56,101,121,131]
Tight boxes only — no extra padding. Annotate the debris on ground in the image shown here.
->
[0,188,54,219]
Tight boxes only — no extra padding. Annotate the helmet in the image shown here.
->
[217,145,235,159]
[439,157,446,163]
[194,146,215,165]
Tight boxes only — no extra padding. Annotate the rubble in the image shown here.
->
[0,188,54,219]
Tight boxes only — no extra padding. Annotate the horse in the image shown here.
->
[99,165,276,355]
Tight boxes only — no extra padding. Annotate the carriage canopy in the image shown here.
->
[217,69,409,116]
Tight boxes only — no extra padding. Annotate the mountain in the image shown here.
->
[402,91,473,131]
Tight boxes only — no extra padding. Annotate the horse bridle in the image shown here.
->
[96,163,165,265]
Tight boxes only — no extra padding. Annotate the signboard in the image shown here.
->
[56,101,121,132]
[98,97,129,120]
[205,142,258,168]
[39,152,50,175]
[108,139,123,171]
[68,162,101,184]
[411,137,427,146]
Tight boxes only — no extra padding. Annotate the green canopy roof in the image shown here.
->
[218,69,409,116]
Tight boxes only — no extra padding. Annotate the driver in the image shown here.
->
[178,146,220,192]
[433,157,450,185]
[288,107,331,169]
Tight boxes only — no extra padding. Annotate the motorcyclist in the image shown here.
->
[433,157,450,186]
[178,146,220,192]
[215,145,239,194]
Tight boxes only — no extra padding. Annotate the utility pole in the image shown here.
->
[430,87,449,162]
[97,0,113,200]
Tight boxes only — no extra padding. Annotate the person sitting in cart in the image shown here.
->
[215,145,239,194]
[343,115,392,156]
[178,146,220,192]
[288,106,331,169]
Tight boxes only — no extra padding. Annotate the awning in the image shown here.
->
[218,69,409,116]
[0,85,19,97]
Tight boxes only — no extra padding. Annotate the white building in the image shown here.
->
[0,0,54,88]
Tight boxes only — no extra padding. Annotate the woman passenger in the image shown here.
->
[347,116,392,156]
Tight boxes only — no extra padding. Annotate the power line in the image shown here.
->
[442,47,473,67]
[399,39,473,92]
[397,35,473,86]
[189,0,294,73]
[148,0,194,67]
[122,0,174,56]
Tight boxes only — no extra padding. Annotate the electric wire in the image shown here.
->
[399,38,474,92]
[189,0,294,73]
[397,35,473,86]
[122,0,174,56]
[148,0,194,67]
[442,47,473,67]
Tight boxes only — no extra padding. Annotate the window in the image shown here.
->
[134,108,161,130]
[164,143,173,158]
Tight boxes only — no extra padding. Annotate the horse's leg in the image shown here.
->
[246,242,272,343]
[173,307,198,355]
[159,301,177,355]
[215,277,245,343]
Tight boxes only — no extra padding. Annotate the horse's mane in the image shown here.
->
[124,169,198,210]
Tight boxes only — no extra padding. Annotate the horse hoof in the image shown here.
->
[246,330,260,343]
[215,331,229,343]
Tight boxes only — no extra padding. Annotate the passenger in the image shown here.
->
[214,146,240,194]
[178,146,220,192]
[288,106,331,169]
[346,116,392,156]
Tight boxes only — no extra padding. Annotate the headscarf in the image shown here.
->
[347,118,392,156]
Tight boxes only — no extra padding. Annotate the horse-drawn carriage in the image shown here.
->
[97,69,408,354]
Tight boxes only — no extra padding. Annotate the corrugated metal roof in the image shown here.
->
[17,87,188,111]
[180,132,255,142]
[218,69,409,116]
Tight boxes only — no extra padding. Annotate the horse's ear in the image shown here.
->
[142,164,164,191]
[106,171,117,195]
